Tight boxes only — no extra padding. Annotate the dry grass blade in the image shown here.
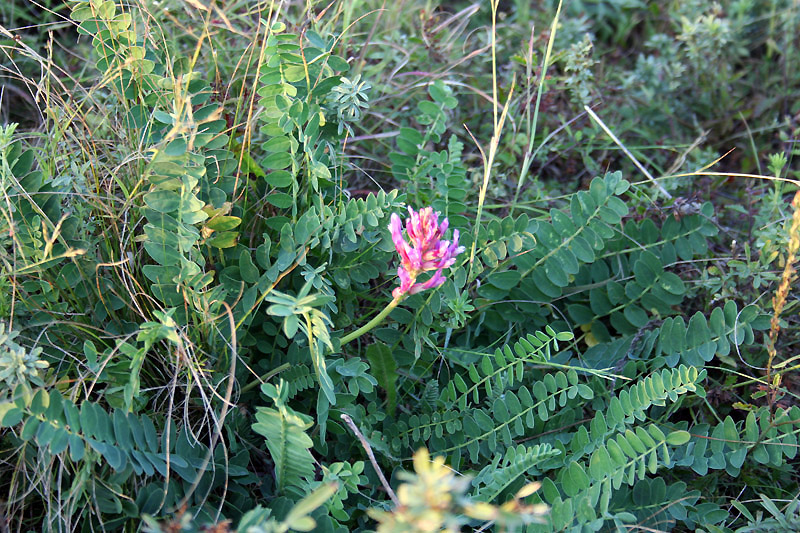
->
[584,105,672,200]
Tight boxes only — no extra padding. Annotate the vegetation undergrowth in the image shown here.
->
[1,0,799,531]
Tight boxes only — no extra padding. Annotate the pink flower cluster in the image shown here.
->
[389,207,465,299]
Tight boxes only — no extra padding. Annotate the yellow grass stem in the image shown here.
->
[766,190,800,413]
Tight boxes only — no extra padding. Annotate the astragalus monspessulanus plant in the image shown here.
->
[1,0,799,531]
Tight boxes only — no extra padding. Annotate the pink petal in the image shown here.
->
[438,217,449,237]
[390,213,415,267]
[389,213,405,248]
[410,270,445,294]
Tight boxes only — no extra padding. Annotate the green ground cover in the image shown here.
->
[1,0,800,531]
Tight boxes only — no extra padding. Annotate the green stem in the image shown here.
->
[341,297,401,345]
[240,362,291,394]
[242,297,402,392]
[510,0,563,216]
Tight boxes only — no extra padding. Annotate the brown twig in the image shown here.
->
[340,413,399,506]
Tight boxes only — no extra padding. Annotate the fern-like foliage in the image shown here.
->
[442,327,574,409]
[256,24,349,208]
[536,425,692,532]
[252,380,316,492]
[608,478,701,532]
[512,366,704,531]
[563,198,717,343]
[280,364,316,399]
[509,171,629,296]
[389,81,463,210]
[673,405,800,477]
[580,300,760,375]
[390,367,588,465]
[0,385,246,519]
[265,285,336,405]
[385,328,586,467]
[472,443,561,503]
[0,129,83,323]
[566,366,706,461]
[70,0,241,310]
[0,387,185,476]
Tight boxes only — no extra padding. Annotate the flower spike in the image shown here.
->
[389,207,465,299]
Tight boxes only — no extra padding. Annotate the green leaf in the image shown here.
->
[264,136,293,152]
[487,270,521,290]
[555,331,574,342]
[744,411,759,443]
[660,272,686,295]
[263,152,293,170]
[68,434,85,461]
[267,192,294,209]
[252,397,315,492]
[624,305,649,328]
[265,170,294,188]
[285,516,315,532]
[143,240,184,265]
[284,482,338,530]
[21,416,41,440]
[206,231,238,248]
[723,416,739,443]
[544,256,569,287]
[30,389,49,415]
[0,403,24,427]
[164,138,187,156]
[327,55,349,71]
[239,250,260,283]
[665,430,691,446]
[589,447,613,480]
[366,342,397,414]
[205,216,241,231]
[571,236,595,262]
[144,190,181,213]
[50,427,69,455]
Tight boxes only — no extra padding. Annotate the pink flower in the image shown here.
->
[389,207,465,299]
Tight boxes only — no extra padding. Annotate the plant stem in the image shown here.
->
[340,297,401,345]
[240,362,291,394]
[243,297,400,393]
[510,0,563,216]
[491,0,499,131]
[341,413,399,506]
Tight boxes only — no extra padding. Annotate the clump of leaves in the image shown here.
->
[563,34,596,106]
[0,322,48,390]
